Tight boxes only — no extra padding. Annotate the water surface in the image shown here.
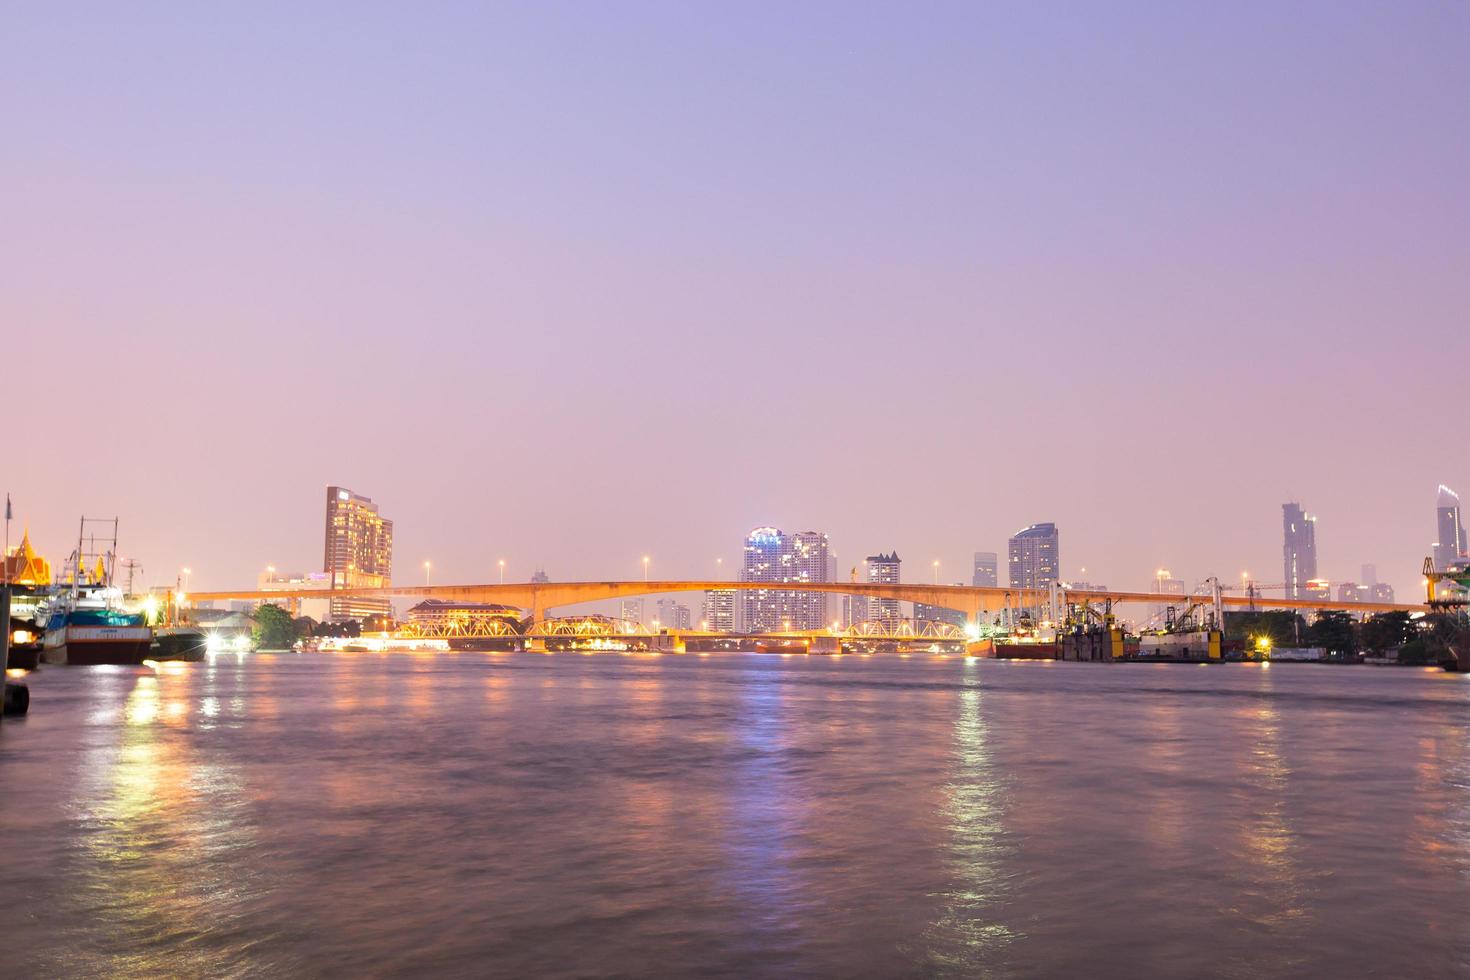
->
[3,652,1469,977]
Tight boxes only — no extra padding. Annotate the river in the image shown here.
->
[3,652,1469,977]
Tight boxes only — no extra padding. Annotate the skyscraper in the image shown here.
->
[655,598,691,630]
[619,597,644,627]
[786,531,832,629]
[1282,502,1318,601]
[972,551,999,588]
[324,486,393,622]
[1434,485,1466,571]
[703,589,735,631]
[865,552,901,627]
[1008,523,1059,589]
[741,526,832,631]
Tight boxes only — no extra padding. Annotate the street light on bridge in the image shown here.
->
[933,559,940,585]
[498,559,505,584]
[424,560,431,586]
[642,556,650,582]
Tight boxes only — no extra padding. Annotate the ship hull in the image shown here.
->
[42,626,153,666]
[152,628,208,662]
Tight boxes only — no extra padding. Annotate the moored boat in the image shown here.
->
[151,624,208,662]
[41,606,152,665]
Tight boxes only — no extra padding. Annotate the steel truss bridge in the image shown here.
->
[396,614,969,644]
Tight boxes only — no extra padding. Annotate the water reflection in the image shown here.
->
[924,676,1014,973]
[4,655,1470,978]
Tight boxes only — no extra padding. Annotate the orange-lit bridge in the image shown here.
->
[187,578,1427,627]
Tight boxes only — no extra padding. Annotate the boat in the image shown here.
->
[38,517,152,666]
[41,602,153,665]
[151,624,208,662]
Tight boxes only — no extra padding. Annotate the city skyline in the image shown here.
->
[1,487,1451,605]
[3,3,1465,605]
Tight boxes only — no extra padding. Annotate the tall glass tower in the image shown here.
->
[1434,485,1466,571]
[1281,502,1317,600]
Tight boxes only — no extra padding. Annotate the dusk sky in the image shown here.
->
[3,2,1467,602]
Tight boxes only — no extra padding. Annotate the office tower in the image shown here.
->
[972,551,999,588]
[1371,582,1395,603]
[620,598,644,627]
[865,552,901,628]
[1281,503,1318,600]
[655,598,691,630]
[742,527,786,631]
[741,526,833,631]
[1435,485,1467,571]
[915,591,966,627]
[1152,569,1187,622]
[530,569,550,584]
[703,589,735,631]
[786,531,832,629]
[324,486,393,622]
[1008,523,1059,589]
[1361,563,1378,588]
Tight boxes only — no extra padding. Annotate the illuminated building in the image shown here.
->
[915,589,966,627]
[1281,502,1317,600]
[530,569,550,584]
[324,486,393,622]
[258,570,334,621]
[1146,569,1186,623]
[1372,582,1395,603]
[1337,582,1369,604]
[1008,523,1059,589]
[741,527,832,631]
[2,530,52,586]
[406,599,520,630]
[1302,578,1331,603]
[1434,485,1466,571]
[656,598,691,630]
[865,552,901,627]
[619,598,644,627]
[703,589,735,631]
[972,551,998,588]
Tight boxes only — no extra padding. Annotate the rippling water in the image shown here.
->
[3,652,1470,977]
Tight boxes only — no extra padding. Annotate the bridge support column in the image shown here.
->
[810,635,842,656]
[650,633,686,653]
[525,637,547,653]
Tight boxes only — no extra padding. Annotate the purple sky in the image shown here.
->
[3,2,1467,602]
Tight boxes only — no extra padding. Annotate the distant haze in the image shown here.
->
[3,3,1466,603]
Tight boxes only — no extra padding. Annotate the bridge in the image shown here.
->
[387,613,972,654]
[188,577,1427,628]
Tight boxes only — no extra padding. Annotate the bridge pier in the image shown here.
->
[525,637,547,653]
[649,633,686,654]
[810,635,842,656]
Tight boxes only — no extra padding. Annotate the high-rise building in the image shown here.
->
[972,551,999,588]
[864,552,901,627]
[1302,579,1331,603]
[1361,563,1378,588]
[656,598,691,630]
[619,598,644,627]
[1371,582,1395,603]
[530,568,550,584]
[915,589,966,628]
[1008,523,1059,589]
[324,486,393,622]
[1434,485,1466,571]
[703,589,735,631]
[741,526,833,631]
[1151,569,1187,622]
[1282,503,1318,601]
